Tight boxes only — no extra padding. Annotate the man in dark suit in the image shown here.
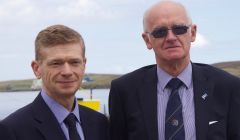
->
[109,1,240,140]
[0,25,109,140]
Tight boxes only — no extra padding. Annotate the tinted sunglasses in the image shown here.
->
[148,25,191,38]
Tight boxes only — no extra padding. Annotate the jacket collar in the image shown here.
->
[31,94,67,140]
[138,65,159,140]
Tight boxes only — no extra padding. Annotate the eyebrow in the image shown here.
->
[47,58,82,63]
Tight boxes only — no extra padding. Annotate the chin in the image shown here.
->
[167,56,182,60]
[59,88,78,95]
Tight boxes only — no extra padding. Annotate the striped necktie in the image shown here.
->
[165,78,185,140]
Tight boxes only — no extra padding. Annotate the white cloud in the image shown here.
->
[192,33,209,48]
[0,0,36,24]
[0,0,34,16]
[0,0,125,25]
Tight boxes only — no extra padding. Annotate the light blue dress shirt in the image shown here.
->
[41,90,85,140]
[157,63,196,140]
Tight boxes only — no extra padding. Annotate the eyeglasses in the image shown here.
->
[147,25,191,38]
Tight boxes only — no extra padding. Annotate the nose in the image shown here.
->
[61,63,73,76]
[165,29,177,41]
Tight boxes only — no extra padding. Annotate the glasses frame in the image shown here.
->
[146,24,192,38]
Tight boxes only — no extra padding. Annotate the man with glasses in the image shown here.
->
[109,1,240,140]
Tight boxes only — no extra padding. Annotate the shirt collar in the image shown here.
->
[41,90,81,124]
[157,62,192,91]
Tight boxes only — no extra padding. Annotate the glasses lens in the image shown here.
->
[172,25,189,35]
[151,27,168,38]
[150,25,189,38]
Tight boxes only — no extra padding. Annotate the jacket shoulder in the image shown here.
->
[192,63,240,81]
[1,103,33,125]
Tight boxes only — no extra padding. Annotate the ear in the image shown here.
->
[31,60,41,79]
[142,32,153,50]
[83,58,87,71]
[190,24,197,42]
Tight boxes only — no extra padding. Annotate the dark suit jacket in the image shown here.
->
[0,94,109,140]
[0,123,14,139]
[109,63,240,140]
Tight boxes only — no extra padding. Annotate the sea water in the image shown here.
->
[0,89,109,120]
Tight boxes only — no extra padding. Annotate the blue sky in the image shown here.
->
[0,0,239,81]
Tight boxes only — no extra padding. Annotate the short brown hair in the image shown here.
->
[35,24,85,60]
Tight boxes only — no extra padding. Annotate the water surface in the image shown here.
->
[0,89,109,120]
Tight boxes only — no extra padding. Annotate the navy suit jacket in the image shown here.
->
[109,63,240,140]
[0,94,109,140]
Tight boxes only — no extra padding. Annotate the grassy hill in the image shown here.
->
[212,61,240,77]
[0,73,120,92]
[0,61,240,92]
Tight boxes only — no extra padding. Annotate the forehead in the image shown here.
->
[146,2,189,28]
[40,43,84,61]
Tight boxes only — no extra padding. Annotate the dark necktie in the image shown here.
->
[64,113,81,140]
[165,78,185,140]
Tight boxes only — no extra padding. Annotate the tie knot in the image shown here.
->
[64,113,77,128]
[167,78,183,90]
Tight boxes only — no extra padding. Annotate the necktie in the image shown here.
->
[64,113,81,140]
[165,78,185,140]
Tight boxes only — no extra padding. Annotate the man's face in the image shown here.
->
[142,4,196,65]
[32,43,86,100]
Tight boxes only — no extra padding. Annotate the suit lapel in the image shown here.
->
[78,106,93,140]
[192,63,214,140]
[31,94,67,140]
[79,106,102,140]
[138,65,158,140]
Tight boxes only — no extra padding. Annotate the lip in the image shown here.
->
[56,80,76,84]
[56,80,77,88]
[164,45,180,49]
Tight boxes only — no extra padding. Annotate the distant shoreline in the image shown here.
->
[1,61,240,92]
[0,73,121,92]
